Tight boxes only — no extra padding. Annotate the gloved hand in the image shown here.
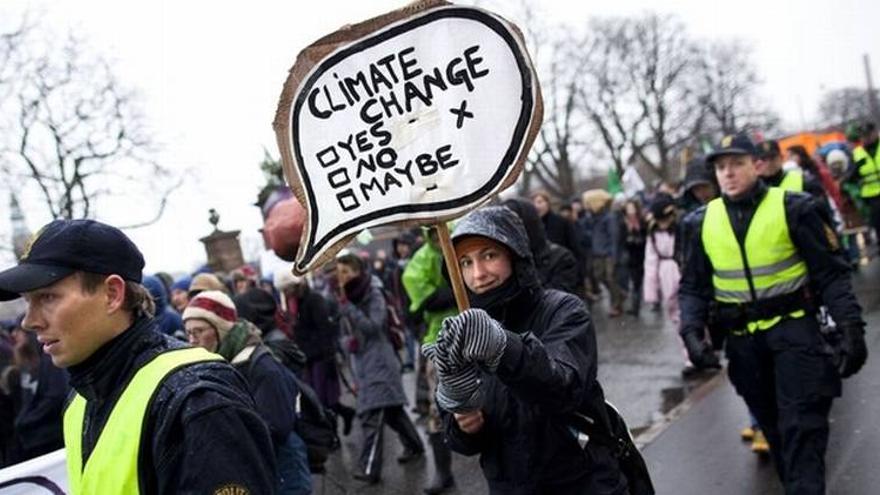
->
[436,308,508,372]
[682,330,721,370]
[837,324,868,378]
[422,343,483,413]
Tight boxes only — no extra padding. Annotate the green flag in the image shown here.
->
[607,168,622,195]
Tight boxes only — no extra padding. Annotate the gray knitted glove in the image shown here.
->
[422,343,482,413]
[437,308,508,372]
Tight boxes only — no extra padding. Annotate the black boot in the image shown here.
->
[331,403,355,436]
[424,432,455,494]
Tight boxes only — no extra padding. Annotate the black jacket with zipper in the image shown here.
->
[67,316,276,494]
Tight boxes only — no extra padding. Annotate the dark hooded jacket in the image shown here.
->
[67,316,276,494]
[442,206,626,495]
[503,198,583,296]
[143,275,183,336]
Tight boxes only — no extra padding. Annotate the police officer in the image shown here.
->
[755,139,825,196]
[678,134,868,494]
[850,122,880,237]
[0,219,276,494]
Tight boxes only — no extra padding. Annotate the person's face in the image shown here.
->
[458,242,513,295]
[234,279,250,295]
[714,154,758,199]
[571,202,583,216]
[22,274,114,368]
[755,154,783,177]
[336,262,359,287]
[395,242,412,259]
[625,203,638,217]
[185,319,220,353]
[691,183,717,204]
[560,208,574,221]
[170,289,189,312]
[532,195,550,217]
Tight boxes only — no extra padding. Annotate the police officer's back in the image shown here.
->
[678,134,867,495]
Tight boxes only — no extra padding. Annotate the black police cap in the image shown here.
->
[0,219,145,301]
[706,133,759,163]
[756,140,781,158]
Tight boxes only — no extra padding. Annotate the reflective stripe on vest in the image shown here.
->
[701,188,808,333]
[778,170,804,192]
[853,145,880,198]
[63,347,223,495]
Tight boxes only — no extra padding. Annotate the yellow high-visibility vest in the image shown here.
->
[779,170,804,192]
[701,187,808,333]
[853,145,880,198]
[63,347,222,495]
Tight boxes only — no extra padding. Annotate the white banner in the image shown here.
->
[0,449,67,494]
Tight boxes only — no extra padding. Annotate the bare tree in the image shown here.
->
[695,40,780,138]
[0,25,180,227]
[817,87,878,128]
[621,13,704,182]
[578,17,649,176]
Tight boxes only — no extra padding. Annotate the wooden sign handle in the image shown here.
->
[434,222,470,312]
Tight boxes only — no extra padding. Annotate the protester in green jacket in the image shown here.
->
[401,227,459,494]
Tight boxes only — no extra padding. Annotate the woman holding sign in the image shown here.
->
[425,207,648,495]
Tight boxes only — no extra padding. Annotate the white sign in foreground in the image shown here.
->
[274,1,542,274]
[0,449,67,494]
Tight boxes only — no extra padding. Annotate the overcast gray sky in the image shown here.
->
[1,0,878,274]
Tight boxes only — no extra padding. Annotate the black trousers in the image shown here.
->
[726,317,841,495]
[359,405,424,479]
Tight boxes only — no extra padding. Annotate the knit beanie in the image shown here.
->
[188,273,228,296]
[183,290,237,341]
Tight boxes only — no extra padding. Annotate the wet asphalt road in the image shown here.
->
[644,258,880,495]
[313,288,709,494]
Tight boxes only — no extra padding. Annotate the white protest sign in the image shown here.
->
[0,449,67,494]
[274,1,542,274]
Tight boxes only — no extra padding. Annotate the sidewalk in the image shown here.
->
[641,259,880,494]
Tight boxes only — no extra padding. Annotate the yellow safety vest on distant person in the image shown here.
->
[701,188,808,334]
[779,170,804,192]
[63,347,222,495]
[853,145,880,198]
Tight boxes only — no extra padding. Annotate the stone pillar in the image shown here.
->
[199,230,245,273]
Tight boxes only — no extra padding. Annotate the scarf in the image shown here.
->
[216,319,262,361]
[469,276,521,317]
[343,272,372,304]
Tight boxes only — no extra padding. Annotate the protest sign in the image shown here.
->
[0,449,67,494]
[274,0,542,276]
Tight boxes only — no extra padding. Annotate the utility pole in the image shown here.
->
[865,54,880,125]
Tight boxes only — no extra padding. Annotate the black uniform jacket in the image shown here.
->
[678,180,864,340]
[67,317,276,494]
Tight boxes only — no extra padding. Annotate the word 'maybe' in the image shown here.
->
[310,44,489,212]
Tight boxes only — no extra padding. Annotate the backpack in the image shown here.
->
[291,371,340,473]
[249,345,339,473]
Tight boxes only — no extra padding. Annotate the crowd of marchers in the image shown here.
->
[0,122,876,494]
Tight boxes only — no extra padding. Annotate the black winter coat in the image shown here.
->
[67,317,276,494]
[292,288,337,362]
[442,288,622,494]
[233,345,299,447]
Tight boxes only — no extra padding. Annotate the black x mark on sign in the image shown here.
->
[450,100,474,129]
